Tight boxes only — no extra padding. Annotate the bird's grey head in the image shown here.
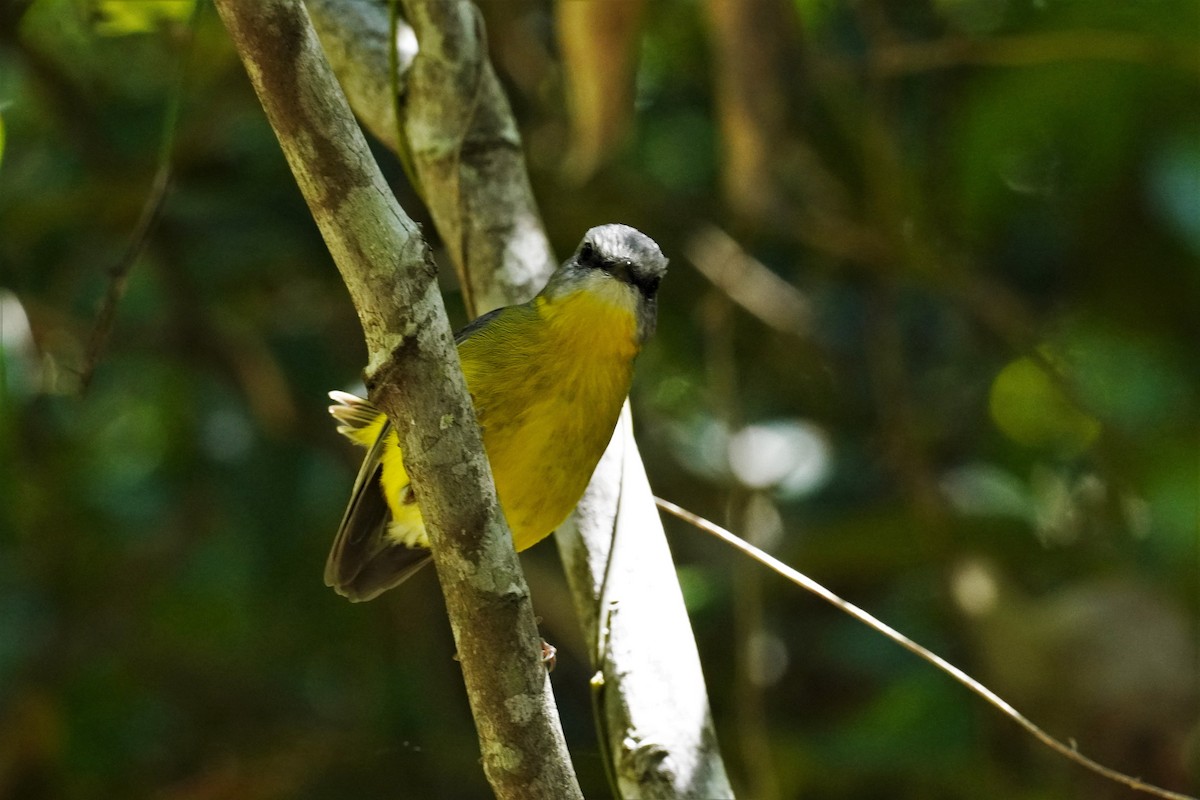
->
[543,223,668,343]
[574,224,668,298]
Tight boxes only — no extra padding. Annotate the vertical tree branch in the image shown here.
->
[306,0,413,151]
[560,409,735,798]
[308,0,553,313]
[307,1,734,796]
[399,0,553,314]
[210,2,581,797]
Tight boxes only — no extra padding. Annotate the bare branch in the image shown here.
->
[210,2,580,797]
[657,498,1199,800]
[306,0,414,152]
[79,166,171,394]
[398,0,552,315]
[308,0,553,314]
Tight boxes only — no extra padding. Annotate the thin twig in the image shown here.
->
[79,6,199,394]
[78,166,172,393]
[655,496,1198,800]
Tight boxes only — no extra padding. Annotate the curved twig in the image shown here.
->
[656,497,1197,800]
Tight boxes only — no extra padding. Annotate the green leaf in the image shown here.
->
[92,0,194,36]
[989,353,1100,454]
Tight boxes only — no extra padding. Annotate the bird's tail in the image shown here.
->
[328,390,384,447]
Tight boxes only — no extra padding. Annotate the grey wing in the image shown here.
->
[324,420,432,602]
[454,305,507,344]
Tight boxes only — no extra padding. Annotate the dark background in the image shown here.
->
[1,1,1197,798]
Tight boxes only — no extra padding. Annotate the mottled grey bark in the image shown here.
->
[211,2,582,798]
[398,0,553,316]
[311,0,553,316]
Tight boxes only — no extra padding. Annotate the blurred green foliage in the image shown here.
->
[1,0,1197,798]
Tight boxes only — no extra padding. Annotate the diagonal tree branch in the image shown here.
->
[210,2,582,797]
[306,1,735,796]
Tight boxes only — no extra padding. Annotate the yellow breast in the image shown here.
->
[376,281,641,552]
[462,286,640,550]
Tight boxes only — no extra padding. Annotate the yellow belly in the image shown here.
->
[382,288,639,551]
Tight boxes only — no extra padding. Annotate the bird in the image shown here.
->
[325,224,668,602]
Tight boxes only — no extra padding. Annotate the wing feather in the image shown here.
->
[324,306,516,601]
[324,419,432,601]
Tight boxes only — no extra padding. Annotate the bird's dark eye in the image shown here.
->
[578,241,605,269]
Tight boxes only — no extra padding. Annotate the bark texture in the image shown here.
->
[212,2,582,797]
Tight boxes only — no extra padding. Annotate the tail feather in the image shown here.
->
[328,390,383,446]
[336,546,434,602]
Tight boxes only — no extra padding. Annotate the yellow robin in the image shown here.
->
[326,224,667,601]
